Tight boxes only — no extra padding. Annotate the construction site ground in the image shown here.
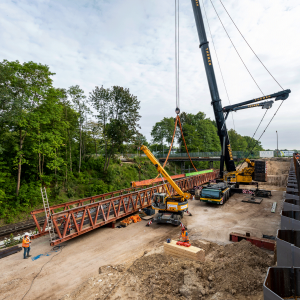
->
[0,159,290,300]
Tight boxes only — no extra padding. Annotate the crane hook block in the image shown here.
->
[175,107,180,115]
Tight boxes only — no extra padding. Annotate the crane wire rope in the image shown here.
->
[174,0,197,172]
[147,116,179,186]
[214,0,286,169]
[147,1,197,185]
[208,0,287,171]
[240,100,285,167]
[219,0,284,91]
[175,0,180,112]
[208,0,268,161]
[209,0,264,96]
[178,117,198,172]
[236,109,268,170]
[201,0,235,131]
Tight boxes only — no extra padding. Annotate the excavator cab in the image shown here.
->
[152,193,167,210]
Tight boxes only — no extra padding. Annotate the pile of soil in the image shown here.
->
[61,239,273,300]
[238,158,291,187]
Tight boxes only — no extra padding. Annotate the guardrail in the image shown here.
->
[31,171,219,246]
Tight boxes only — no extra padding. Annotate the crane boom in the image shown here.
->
[140,145,190,200]
[191,0,235,177]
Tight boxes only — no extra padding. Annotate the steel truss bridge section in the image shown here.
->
[30,171,219,246]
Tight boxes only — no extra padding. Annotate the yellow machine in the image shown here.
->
[140,145,191,226]
[223,158,255,184]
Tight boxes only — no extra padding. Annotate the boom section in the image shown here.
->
[140,145,190,200]
[191,0,235,176]
[223,89,291,112]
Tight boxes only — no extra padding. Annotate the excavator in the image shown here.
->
[140,145,191,226]
[190,0,291,203]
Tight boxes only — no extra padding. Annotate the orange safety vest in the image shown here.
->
[22,237,30,248]
[181,231,189,241]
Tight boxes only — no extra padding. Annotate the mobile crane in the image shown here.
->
[140,145,191,225]
[190,0,291,203]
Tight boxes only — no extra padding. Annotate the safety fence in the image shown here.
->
[31,171,219,246]
[263,154,300,299]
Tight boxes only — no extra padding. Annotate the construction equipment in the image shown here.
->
[195,181,232,204]
[190,1,290,196]
[223,158,267,185]
[140,145,191,226]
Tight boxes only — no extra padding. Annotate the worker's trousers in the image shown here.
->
[23,246,30,259]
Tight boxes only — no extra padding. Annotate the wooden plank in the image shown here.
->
[164,240,205,262]
[164,247,201,259]
[164,248,201,261]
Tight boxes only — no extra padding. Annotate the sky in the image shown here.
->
[1,0,299,150]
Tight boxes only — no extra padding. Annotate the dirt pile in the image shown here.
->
[62,239,272,300]
[238,158,291,187]
[264,159,290,186]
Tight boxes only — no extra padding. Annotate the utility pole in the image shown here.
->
[276,130,279,157]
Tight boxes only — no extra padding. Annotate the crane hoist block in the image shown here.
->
[164,240,205,262]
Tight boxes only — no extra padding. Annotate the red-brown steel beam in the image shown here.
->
[229,232,275,251]
[30,171,219,245]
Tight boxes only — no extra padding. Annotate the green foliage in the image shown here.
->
[228,129,264,152]
[89,85,141,172]
[0,59,265,225]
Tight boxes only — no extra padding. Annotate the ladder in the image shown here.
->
[41,187,56,242]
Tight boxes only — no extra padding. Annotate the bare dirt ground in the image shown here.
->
[0,159,288,300]
[60,239,273,300]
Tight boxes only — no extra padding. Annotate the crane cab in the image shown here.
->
[152,193,167,210]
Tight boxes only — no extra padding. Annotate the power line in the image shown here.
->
[209,0,264,96]
[201,0,235,131]
[219,0,284,91]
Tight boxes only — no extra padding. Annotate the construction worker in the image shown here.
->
[180,227,189,243]
[22,233,31,259]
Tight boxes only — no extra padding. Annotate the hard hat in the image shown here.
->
[181,227,185,231]
[24,232,29,236]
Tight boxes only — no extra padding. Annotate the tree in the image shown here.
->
[68,85,88,173]
[0,60,55,195]
[151,117,175,146]
[89,85,141,171]
[85,121,103,156]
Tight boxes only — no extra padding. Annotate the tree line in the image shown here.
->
[150,111,264,154]
[0,59,264,222]
[0,60,141,220]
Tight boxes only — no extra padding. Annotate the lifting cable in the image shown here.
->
[237,100,285,169]
[209,0,264,96]
[175,0,180,113]
[208,0,286,169]
[177,117,198,172]
[219,0,284,91]
[147,116,179,185]
[209,0,268,155]
[201,0,235,131]
[147,0,197,186]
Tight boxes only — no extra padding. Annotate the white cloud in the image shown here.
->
[0,0,299,149]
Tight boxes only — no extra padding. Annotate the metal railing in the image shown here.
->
[156,151,260,159]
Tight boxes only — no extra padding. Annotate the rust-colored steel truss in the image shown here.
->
[31,171,219,246]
